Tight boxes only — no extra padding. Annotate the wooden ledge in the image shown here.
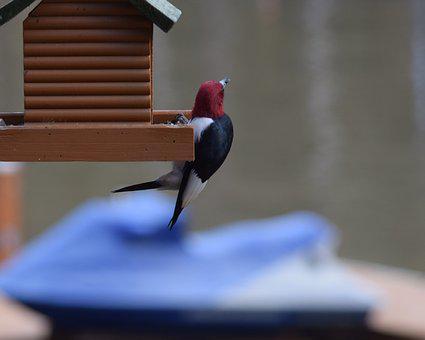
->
[153,110,192,123]
[0,122,193,162]
[0,110,192,125]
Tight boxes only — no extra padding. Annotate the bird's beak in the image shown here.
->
[219,77,231,89]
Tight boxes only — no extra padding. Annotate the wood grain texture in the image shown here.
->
[24,82,150,96]
[1,0,182,32]
[24,69,150,83]
[24,56,150,69]
[24,16,151,29]
[1,111,193,124]
[24,29,151,43]
[0,123,194,161]
[31,2,140,16]
[149,16,154,122]
[25,95,151,109]
[23,1,153,123]
[25,109,150,122]
[24,43,150,56]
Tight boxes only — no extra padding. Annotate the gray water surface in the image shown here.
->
[0,0,424,271]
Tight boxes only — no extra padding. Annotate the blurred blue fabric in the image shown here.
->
[0,192,373,328]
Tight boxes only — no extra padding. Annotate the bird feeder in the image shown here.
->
[0,0,193,161]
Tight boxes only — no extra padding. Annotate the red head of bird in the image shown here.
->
[192,78,230,119]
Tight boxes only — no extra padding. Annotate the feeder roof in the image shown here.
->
[0,0,181,32]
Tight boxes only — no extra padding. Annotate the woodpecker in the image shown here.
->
[113,78,234,229]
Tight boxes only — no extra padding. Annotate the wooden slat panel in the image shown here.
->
[31,3,140,16]
[25,56,150,70]
[26,109,150,122]
[25,96,151,109]
[24,29,151,43]
[149,17,153,121]
[25,69,150,83]
[24,82,150,96]
[22,1,153,124]
[24,43,150,56]
[1,111,193,124]
[24,16,151,29]
[0,123,194,162]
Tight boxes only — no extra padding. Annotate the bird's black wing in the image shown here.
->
[112,180,160,193]
[168,114,233,229]
[193,114,234,182]
[168,161,193,229]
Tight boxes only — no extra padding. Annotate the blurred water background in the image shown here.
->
[0,0,424,271]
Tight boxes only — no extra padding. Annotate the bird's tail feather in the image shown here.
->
[112,180,161,193]
[168,205,183,230]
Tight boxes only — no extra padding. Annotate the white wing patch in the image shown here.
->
[191,117,214,142]
[179,117,212,207]
[182,170,207,208]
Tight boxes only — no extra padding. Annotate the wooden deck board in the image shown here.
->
[0,122,193,161]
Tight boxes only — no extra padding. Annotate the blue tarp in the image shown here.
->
[0,192,374,329]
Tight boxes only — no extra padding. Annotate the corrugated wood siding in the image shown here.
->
[23,0,152,123]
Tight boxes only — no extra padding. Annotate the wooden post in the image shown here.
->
[0,163,22,262]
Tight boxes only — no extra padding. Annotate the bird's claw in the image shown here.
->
[173,113,190,125]
[165,113,189,126]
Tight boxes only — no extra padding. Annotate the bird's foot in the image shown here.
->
[172,113,190,125]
